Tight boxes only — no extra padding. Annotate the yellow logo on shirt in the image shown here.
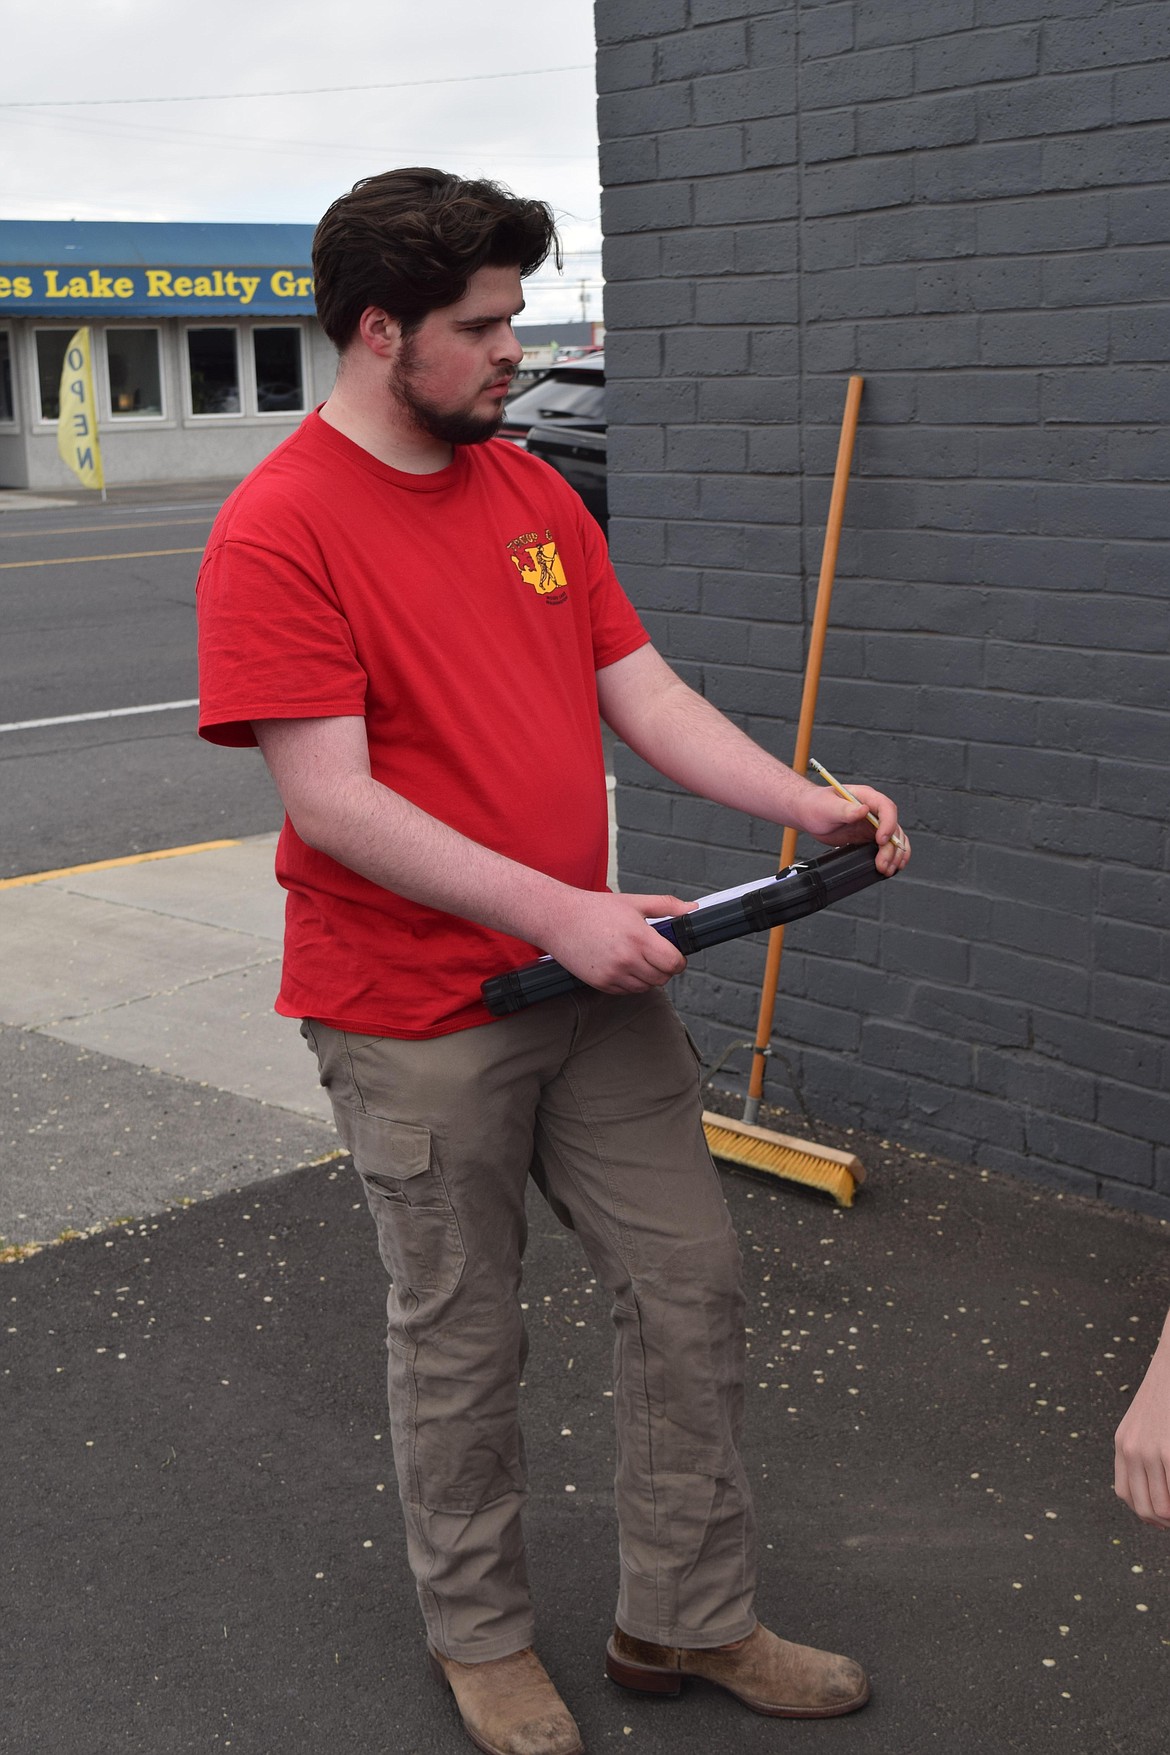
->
[507,530,568,605]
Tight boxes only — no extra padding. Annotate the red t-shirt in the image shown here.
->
[197,411,648,1038]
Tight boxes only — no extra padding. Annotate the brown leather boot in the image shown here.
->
[428,1644,585,1755]
[605,1621,870,1718]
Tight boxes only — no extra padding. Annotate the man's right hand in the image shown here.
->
[253,718,695,995]
[543,891,695,994]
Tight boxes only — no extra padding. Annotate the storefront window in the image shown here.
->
[0,330,13,423]
[187,327,240,416]
[107,328,162,418]
[253,326,305,414]
[34,330,72,421]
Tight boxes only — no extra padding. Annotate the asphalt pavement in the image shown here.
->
[0,476,287,879]
[3,485,1169,1754]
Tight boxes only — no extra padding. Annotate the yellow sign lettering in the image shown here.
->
[270,269,314,298]
[32,264,311,307]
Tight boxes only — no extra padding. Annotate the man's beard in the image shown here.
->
[390,339,507,446]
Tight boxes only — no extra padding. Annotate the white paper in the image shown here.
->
[646,867,796,926]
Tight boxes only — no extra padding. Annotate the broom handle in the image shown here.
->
[744,375,864,1121]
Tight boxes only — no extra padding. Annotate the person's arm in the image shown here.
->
[253,714,692,994]
[596,644,911,875]
[1115,1310,1170,1529]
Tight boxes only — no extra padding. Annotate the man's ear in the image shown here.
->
[355,306,402,361]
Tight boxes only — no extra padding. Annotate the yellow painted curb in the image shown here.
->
[0,838,240,891]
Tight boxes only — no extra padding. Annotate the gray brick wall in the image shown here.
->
[595,0,1170,1217]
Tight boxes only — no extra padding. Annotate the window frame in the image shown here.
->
[250,322,308,418]
[101,324,166,423]
[32,326,78,424]
[0,326,15,426]
[183,323,244,420]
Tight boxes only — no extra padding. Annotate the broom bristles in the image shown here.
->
[702,1111,863,1208]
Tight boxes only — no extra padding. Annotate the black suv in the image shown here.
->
[499,354,607,532]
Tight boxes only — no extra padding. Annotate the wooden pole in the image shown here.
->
[744,374,864,1124]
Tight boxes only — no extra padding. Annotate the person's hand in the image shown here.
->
[543,891,695,994]
[799,782,910,877]
[1115,1327,1170,1529]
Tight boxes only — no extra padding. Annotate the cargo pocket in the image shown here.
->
[343,1110,466,1298]
[681,1024,706,1079]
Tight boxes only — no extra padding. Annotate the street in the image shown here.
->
[0,481,282,878]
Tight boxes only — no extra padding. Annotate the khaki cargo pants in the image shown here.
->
[303,987,757,1661]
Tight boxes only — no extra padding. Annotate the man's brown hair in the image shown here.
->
[312,167,561,348]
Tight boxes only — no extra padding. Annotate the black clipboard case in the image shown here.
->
[482,842,887,1017]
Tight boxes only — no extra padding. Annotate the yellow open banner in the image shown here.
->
[57,327,105,490]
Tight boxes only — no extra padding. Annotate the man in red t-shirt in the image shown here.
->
[197,168,909,1755]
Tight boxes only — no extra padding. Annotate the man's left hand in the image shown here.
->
[802,783,911,878]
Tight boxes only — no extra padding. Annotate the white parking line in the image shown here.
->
[0,699,199,734]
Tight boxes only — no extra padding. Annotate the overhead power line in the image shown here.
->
[1,101,597,168]
[0,65,592,111]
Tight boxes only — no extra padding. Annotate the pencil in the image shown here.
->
[809,757,907,852]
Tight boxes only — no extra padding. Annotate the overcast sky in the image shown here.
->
[0,0,602,325]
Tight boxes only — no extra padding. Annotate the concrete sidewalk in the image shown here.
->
[4,834,1169,1754]
[1,804,614,1253]
[1,835,333,1249]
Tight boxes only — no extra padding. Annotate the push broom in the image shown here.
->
[702,375,868,1207]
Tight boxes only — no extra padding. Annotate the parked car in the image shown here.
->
[497,352,605,446]
[499,353,607,531]
[504,364,551,402]
[525,419,607,533]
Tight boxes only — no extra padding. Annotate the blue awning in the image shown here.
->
[0,220,317,317]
